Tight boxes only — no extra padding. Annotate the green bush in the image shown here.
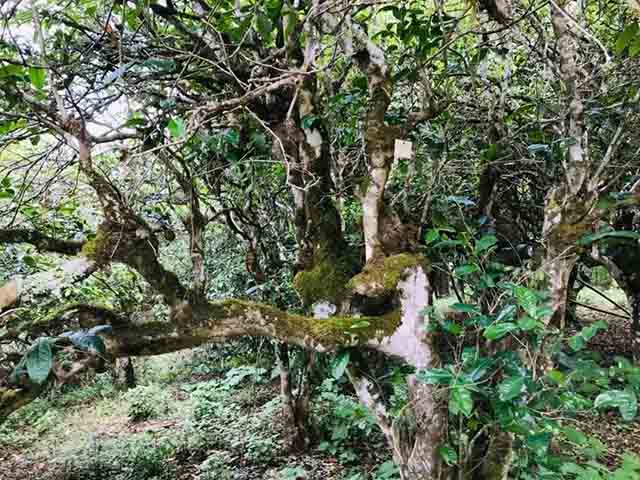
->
[124,384,171,422]
[53,434,177,480]
[313,378,381,464]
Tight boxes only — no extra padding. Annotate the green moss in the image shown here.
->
[80,226,112,264]
[348,253,427,298]
[208,300,401,347]
[293,258,352,307]
[306,310,401,344]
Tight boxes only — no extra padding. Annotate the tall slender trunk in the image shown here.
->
[275,344,313,451]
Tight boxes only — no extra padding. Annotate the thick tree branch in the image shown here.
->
[0,229,85,255]
[0,256,97,312]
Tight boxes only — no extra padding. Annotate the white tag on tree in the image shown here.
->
[394,139,413,161]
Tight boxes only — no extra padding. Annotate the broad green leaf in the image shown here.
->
[434,239,463,249]
[450,303,479,314]
[526,431,551,457]
[517,316,539,331]
[496,304,516,323]
[442,320,463,335]
[463,357,493,382]
[301,115,318,129]
[417,368,454,385]
[615,22,639,54]
[562,426,588,445]
[475,235,497,253]
[568,321,607,352]
[331,351,350,379]
[547,369,565,385]
[438,444,458,465]
[167,117,186,138]
[256,14,273,41]
[350,320,371,329]
[425,229,440,244]
[594,390,638,421]
[514,286,538,318]
[449,384,473,417]
[527,143,550,154]
[25,338,54,384]
[484,322,518,340]
[630,36,640,57]
[29,67,46,89]
[22,255,36,267]
[454,264,479,276]
[498,376,526,401]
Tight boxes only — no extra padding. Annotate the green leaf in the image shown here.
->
[350,320,370,329]
[463,357,494,382]
[615,23,639,54]
[527,143,550,154]
[454,264,479,276]
[547,369,566,385]
[301,115,318,129]
[331,351,350,379]
[425,229,440,244]
[526,431,551,457]
[517,316,539,331]
[141,58,176,72]
[577,230,640,246]
[630,36,640,57]
[496,304,516,323]
[449,384,473,417]
[568,321,607,352]
[514,286,538,318]
[438,444,458,466]
[417,368,454,385]
[224,129,240,146]
[22,255,36,267]
[498,376,526,401]
[167,117,186,138]
[562,426,588,445]
[484,322,518,340]
[594,390,638,421]
[256,14,273,40]
[475,235,497,253]
[450,303,479,314]
[25,338,54,384]
[29,67,46,89]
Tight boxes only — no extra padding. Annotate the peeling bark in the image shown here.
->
[349,266,447,480]
[541,1,598,328]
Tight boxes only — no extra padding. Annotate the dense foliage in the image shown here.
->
[1,0,640,479]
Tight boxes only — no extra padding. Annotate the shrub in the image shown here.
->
[124,384,170,422]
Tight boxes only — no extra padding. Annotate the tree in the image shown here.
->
[1,1,640,479]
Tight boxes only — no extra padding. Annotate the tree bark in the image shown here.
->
[275,343,314,452]
[348,265,448,480]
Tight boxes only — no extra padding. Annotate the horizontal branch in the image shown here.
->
[200,74,302,116]
[0,256,97,312]
[0,229,85,255]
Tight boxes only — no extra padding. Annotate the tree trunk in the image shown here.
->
[348,265,449,480]
[276,343,313,452]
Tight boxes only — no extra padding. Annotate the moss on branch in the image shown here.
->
[348,253,427,298]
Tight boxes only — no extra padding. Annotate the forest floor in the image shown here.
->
[1,288,640,480]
